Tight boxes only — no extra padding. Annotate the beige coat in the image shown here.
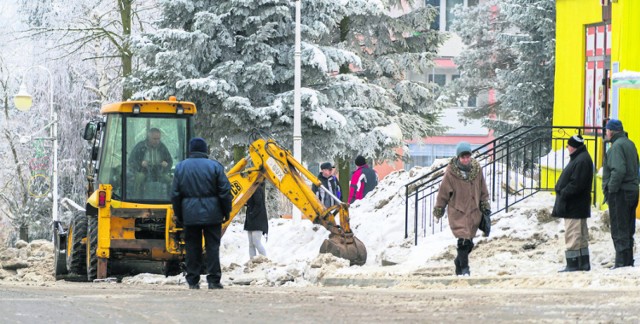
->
[435,158,489,239]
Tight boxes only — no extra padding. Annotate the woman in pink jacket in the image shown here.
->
[433,142,490,276]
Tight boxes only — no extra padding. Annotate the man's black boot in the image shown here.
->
[559,250,580,272]
[610,251,627,269]
[208,282,224,289]
[578,247,591,271]
[623,249,635,267]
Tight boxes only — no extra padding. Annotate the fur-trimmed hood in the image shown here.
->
[447,157,482,182]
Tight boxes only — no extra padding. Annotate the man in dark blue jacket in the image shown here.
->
[171,138,232,289]
[602,119,639,268]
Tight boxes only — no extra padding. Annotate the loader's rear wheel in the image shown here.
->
[86,215,98,281]
[53,226,67,278]
[66,212,87,275]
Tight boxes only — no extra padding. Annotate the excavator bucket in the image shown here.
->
[319,227,367,266]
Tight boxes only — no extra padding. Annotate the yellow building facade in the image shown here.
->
[551,0,640,212]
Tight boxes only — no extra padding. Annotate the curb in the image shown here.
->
[321,276,499,288]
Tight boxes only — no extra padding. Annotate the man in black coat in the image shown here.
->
[552,135,593,272]
[171,137,232,289]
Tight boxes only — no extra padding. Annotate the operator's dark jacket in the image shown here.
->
[552,145,594,219]
[171,152,232,226]
[244,183,269,234]
[603,132,640,195]
[129,140,173,172]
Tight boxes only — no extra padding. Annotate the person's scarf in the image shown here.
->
[455,158,471,180]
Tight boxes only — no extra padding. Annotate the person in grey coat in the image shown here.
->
[602,119,639,269]
[552,135,593,272]
[171,137,232,289]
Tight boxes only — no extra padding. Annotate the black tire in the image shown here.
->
[53,226,68,278]
[66,212,87,275]
[86,215,98,281]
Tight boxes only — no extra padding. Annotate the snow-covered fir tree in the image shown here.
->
[129,0,446,164]
[448,0,555,136]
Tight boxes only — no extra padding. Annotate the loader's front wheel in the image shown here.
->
[66,212,87,275]
[86,215,98,281]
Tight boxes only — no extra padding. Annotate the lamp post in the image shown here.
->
[13,65,59,226]
[292,0,302,222]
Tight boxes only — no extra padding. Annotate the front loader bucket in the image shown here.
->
[319,227,367,266]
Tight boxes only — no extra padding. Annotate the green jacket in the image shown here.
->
[603,132,640,194]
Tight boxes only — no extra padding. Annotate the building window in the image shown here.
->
[429,74,447,87]
[405,143,480,170]
[425,0,478,31]
[425,0,440,31]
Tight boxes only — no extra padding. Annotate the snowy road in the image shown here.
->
[0,281,638,323]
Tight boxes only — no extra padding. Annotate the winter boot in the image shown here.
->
[454,257,461,276]
[578,247,591,271]
[457,239,474,276]
[610,251,627,269]
[558,250,580,272]
[623,249,635,267]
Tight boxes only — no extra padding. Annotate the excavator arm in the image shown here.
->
[222,138,367,266]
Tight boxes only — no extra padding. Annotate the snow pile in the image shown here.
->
[0,239,55,283]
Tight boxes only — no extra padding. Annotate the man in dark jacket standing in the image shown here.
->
[602,119,639,269]
[552,135,593,272]
[312,162,341,207]
[171,138,232,289]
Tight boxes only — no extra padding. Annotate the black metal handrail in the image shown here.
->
[404,126,604,245]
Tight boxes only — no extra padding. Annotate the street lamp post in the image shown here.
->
[292,0,302,222]
[13,65,59,226]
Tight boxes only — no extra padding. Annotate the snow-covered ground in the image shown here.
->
[130,164,640,288]
[2,165,639,290]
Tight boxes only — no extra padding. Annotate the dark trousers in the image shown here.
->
[609,190,639,254]
[184,224,222,286]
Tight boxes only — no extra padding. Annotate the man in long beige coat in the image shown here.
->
[433,142,490,276]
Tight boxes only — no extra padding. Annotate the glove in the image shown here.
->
[433,207,445,223]
[480,201,491,216]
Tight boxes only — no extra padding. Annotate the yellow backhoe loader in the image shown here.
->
[53,99,366,281]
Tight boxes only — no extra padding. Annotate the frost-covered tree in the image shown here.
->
[0,0,161,242]
[448,0,555,136]
[18,0,161,100]
[129,0,446,165]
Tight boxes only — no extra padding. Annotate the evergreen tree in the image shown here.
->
[448,0,555,136]
[129,0,446,164]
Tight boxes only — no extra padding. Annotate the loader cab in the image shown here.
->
[84,99,197,203]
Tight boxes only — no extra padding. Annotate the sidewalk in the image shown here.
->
[320,268,640,289]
